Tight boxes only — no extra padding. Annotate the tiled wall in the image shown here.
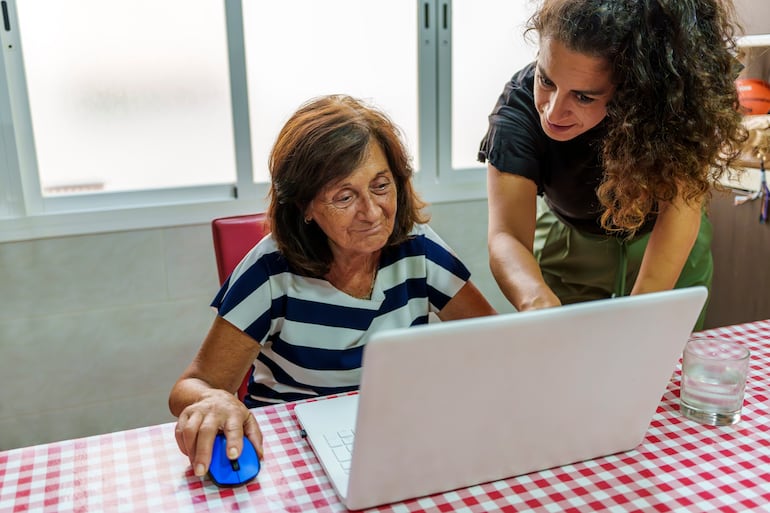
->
[0,223,219,449]
[0,199,510,450]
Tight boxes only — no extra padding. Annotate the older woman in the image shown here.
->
[169,94,496,478]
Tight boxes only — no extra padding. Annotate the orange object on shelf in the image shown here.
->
[736,78,770,115]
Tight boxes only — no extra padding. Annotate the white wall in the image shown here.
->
[735,0,770,35]
[0,199,512,450]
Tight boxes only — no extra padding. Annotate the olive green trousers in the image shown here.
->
[533,197,713,330]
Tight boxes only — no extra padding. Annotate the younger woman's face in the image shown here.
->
[534,37,615,141]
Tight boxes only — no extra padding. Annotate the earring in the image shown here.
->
[304,216,311,224]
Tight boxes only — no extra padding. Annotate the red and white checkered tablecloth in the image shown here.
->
[2,320,770,513]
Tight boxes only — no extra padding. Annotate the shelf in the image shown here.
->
[737,34,770,48]
[721,166,765,193]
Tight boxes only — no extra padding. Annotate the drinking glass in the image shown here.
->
[680,336,750,426]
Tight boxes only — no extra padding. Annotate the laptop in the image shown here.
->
[294,286,707,510]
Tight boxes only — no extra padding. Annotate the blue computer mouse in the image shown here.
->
[208,433,260,486]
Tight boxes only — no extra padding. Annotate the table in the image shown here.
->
[2,320,770,513]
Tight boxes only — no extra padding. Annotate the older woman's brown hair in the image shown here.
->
[267,94,428,277]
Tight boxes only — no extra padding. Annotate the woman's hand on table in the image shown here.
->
[174,388,264,477]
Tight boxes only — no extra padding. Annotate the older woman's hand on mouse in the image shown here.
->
[169,315,264,476]
[174,387,263,478]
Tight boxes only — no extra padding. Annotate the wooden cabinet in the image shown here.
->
[703,187,770,328]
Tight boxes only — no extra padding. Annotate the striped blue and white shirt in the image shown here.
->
[211,223,471,407]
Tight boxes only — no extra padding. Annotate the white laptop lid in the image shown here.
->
[295,286,707,510]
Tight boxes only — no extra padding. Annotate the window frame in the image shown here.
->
[0,0,490,244]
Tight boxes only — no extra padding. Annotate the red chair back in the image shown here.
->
[211,213,268,402]
[211,213,268,285]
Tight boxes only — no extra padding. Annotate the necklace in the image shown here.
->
[361,271,376,300]
[350,270,376,300]
[327,267,377,299]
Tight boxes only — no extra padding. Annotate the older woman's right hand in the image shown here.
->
[174,388,263,477]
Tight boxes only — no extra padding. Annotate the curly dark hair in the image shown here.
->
[528,0,747,234]
[267,94,428,276]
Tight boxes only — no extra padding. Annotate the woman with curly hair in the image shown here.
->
[479,0,746,328]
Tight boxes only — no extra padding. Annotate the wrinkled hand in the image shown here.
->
[174,388,263,477]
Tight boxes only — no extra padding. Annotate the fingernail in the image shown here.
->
[228,447,238,459]
[195,464,206,476]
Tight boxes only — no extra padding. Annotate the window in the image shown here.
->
[15,0,235,196]
[242,0,418,183]
[0,1,537,242]
[449,1,537,171]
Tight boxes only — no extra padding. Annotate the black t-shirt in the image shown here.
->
[478,62,653,236]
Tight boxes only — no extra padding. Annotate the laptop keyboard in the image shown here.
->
[323,428,355,473]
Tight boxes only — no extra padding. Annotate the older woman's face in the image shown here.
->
[306,141,397,259]
[534,37,615,141]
